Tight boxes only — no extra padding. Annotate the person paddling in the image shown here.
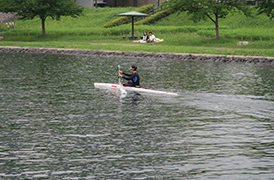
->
[119,65,140,87]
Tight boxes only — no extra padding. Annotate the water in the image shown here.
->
[0,52,273,179]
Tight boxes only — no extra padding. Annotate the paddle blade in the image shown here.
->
[120,86,127,95]
[117,65,127,95]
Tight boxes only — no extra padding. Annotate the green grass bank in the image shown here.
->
[0,7,274,57]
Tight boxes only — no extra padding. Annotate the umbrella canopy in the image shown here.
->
[116,11,149,40]
[116,11,149,17]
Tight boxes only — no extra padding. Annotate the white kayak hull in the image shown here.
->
[94,83,178,96]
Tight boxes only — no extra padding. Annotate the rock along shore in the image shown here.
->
[0,46,274,65]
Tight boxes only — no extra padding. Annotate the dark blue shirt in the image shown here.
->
[122,72,140,87]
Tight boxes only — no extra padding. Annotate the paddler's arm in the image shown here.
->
[118,73,131,80]
[119,70,131,77]
[118,73,131,79]
[119,73,134,80]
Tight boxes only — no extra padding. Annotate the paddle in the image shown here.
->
[118,65,127,95]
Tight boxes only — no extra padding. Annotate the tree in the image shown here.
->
[256,0,274,20]
[0,0,84,35]
[95,0,98,8]
[163,0,251,38]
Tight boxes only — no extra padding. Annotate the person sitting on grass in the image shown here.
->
[147,32,155,42]
[147,32,163,43]
[133,32,148,43]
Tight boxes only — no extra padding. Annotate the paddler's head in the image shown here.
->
[129,65,137,72]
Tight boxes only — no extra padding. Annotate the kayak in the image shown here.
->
[94,83,178,96]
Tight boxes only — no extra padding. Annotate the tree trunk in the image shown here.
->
[206,11,219,39]
[215,13,219,39]
[41,18,46,35]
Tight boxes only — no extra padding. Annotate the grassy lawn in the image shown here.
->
[0,7,273,57]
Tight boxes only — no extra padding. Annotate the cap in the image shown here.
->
[129,66,137,71]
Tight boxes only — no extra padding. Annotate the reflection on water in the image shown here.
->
[0,52,274,179]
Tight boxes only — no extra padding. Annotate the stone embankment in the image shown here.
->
[0,46,273,65]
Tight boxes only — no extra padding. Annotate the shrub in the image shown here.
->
[103,4,155,28]
[135,4,155,13]
[103,16,129,28]
[135,8,174,25]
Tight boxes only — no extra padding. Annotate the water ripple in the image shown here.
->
[0,52,273,179]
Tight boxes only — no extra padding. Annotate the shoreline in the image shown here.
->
[1,46,274,65]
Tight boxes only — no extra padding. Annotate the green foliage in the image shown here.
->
[135,8,173,25]
[156,8,274,28]
[0,0,84,35]
[103,4,155,28]
[164,0,251,20]
[163,0,251,38]
[256,1,274,20]
[0,0,84,20]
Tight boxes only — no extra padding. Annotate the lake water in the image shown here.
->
[0,52,274,179]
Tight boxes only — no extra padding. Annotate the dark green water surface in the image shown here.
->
[0,52,273,179]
